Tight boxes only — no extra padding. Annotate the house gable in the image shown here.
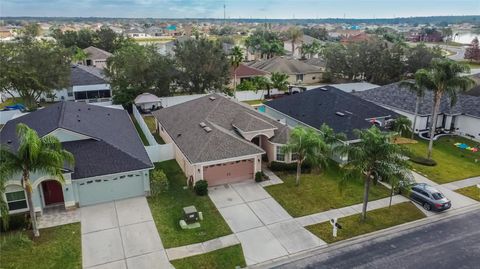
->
[47,128,95,143]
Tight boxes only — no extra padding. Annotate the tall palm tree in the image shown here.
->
[230,46,244,96]
[270,72,289,92]
[282,126,330,186]
[287,27,303,58]
[0,124,74,236]
[341,126,410,221]
[400,77,427,139]
[414,59,474,159]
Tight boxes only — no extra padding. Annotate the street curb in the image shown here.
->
[248,203,480,269]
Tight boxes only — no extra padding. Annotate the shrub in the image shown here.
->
[0,232,32,249]
[269,161,311,172]
[150,169,169,195]
[0,213,29,232]
[194,180,209,196]
[255,171,263,182]
[409,156,437,166]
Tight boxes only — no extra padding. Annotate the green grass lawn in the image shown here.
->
[306,202,425,243]
[265,166,391,217]
[405,136,480,183]
[130,114,149,146]
[0,223,81,269]
[455,185,480,201]
[142,115,165,144]
[147,160,232,248]
[242,99,263,106]
[170,244,246,269]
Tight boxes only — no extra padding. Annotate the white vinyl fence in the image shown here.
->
[132,105,157,146]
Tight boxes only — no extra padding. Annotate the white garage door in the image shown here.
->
[77,174,145,206]
[203,159,254,186]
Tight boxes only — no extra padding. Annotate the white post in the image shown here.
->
[477,184,480,200]
[330,218,338,238]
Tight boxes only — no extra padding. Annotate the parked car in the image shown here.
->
[409,183,451,211]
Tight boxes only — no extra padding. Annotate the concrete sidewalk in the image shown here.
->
[441,176,480,191]
[81,197,174,269]
[209,181,325,266]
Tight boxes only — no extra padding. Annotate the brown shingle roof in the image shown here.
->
[231,64,268,78]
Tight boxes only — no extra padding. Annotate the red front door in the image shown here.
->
[42,180,64,205]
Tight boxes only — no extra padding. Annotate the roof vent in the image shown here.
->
[7,140,12,144]
[209,96,216,101]
[199,122,206,127]
[204,127,212,133]
[107,113,110,116]
[177,133,182,138]
[336,112,345,117]
[88,107,91,110]
[78,108,81,111]
[321,87,328,91]
[77,119,81,122]
[344,110,353,115]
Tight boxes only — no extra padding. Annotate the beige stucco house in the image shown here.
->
[152,94,293,186]
[83,46,112,69]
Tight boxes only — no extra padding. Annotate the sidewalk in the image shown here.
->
[296,195,409,227]
[165,234,239,260]
[441,176,480,191]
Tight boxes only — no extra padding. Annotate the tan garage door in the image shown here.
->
[203,159,254,186]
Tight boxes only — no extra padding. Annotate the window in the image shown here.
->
[276,146,285,161]
[6,190,27,211]
[296,74,304,82]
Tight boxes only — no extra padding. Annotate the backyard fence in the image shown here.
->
[132,105,158,146]
[145,144,174,163]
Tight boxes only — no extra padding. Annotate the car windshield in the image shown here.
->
[431,192,444,200]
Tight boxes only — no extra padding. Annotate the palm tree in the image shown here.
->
[341,126,410,221]
[230,46,244,96]
[392,116,412,138]
[282,126,330,186]
[0,124,74,236]
[414,59,474,159]
[287,27,303,58]
[251,76,272,98]
[399,77,427,139]
[270,72,289,92]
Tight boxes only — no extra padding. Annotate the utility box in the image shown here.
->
[183,206,199,224]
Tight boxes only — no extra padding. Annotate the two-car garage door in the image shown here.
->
[203,159,254,186]
[77,173,145,206]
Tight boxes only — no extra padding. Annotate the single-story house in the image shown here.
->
[230,63,269,88]
[247,56,323,85]
[135,93,162,112]
[0,102,153,215]
[125,28,150,38]
[53,65,112,103]
[152,94,292,186]
[354,82,480,141]
[83,46,112,69]
[263,86,398,142]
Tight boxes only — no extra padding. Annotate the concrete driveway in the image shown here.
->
[81,197,173,269]
[209,181,325,266]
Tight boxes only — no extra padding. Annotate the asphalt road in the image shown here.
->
[275,208,480,269]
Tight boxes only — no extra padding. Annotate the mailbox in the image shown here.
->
[183,206,199,224]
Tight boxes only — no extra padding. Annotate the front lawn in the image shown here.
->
[306,202,425,243]
[455,185,480,201]
[265,166,391,217]
[405,136,480,183]
[0,223,81,269]
[170,244,246,269]
[147,160,232,248]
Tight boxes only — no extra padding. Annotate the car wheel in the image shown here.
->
[423,203,431,211]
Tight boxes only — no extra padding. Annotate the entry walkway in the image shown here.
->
[81,197,173,269]
[209,181,325,266]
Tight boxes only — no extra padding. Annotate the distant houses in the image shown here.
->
[83,46,112,69]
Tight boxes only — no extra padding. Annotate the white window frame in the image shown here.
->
[276,146,285,162]
[5,189,29,214]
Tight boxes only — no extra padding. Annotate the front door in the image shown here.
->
[42,180,64,205]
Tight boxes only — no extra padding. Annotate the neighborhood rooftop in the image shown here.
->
[265,86,398,139]
[70,64,107,86]
[83,46,112,60]
[0,102,152,178]
[354,82,480,118]
[152,94,289,164]
[247,56,321,75]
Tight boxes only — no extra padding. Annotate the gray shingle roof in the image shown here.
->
[84,46,112,60]
[70,65,106,86]
[0,102,152,179]
[265,86,398,140]
[354,82,480,118]
[247,56,321,75]
[152,94,289,164]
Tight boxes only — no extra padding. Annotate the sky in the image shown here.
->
[1,0,479,19]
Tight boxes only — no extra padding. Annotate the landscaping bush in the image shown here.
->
[269,161,311,172]
[150,169,169,195]
[409,156,437,166]
[194,180,209,196]
[0,213,29,232]
[255,171,263,182]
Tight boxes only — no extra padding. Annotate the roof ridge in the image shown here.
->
[58,101,67,128]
